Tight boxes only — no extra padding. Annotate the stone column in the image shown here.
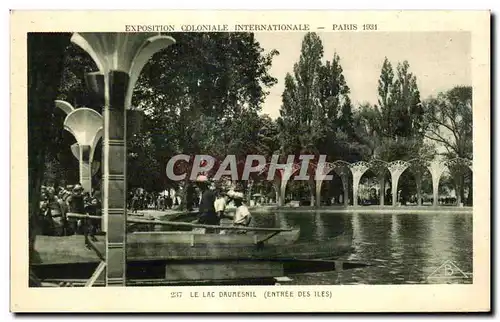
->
[71,142,101,194]
[79,145,92,193]
[279,163,300,206]
[87,70,129,286]
[379,176,385,205]
[342,179,349,207]
[58,102,103,194]
[71,32,176,287]
[315,179,324,207]
[332,161,350,207]
[427,160,446,207]
[369,160,388,206]
[388,161,409,206]
[349,162,369,206]
[308,178,315,207]
[272,177,281,206]
[280,178,288,207]
[315,162,334,207]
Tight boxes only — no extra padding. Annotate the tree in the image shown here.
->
[423,86,473,205]
[423,86,473,159]
[131,32,279,208]
[28,33,71,285]
[277,73,302,154]
[353,58,433,204]
[277,33,361,204]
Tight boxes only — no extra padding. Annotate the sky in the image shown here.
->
[254,32,471,120]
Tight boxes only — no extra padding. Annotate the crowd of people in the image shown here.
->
[39,184,101,238]
[127,189,179,213]
[38,179,253,237]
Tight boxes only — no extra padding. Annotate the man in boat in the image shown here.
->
[221,191,252,234]
[233,192,252,228]
[197,180,219,229]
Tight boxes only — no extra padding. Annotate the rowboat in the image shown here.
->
[32,213,352,263]
[31,213,353,284]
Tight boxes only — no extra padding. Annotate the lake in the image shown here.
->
[251,211,473,285]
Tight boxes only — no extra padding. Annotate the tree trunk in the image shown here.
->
[28,33,70,284]
[466,176,473,205]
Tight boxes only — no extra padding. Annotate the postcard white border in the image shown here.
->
[9,10,490,312]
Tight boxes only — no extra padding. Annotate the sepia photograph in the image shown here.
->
[10,10,490,312]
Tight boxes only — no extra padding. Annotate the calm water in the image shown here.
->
[251,212,473,285]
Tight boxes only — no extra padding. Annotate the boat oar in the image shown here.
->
[67,213,292,233]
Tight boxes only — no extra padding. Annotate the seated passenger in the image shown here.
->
[222,192,252,234]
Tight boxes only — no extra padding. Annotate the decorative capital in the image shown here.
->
[63,107,103,147]
[349,161,370,176]
[387,160,409,177]
[71,32,176,109]
[54,100,75,115]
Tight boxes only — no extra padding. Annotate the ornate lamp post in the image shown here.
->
[71,32,176,286]
[55,100,103,193]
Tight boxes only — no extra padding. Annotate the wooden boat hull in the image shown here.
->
[31,230,352,265]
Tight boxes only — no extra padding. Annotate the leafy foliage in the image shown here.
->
[423,86,473,159]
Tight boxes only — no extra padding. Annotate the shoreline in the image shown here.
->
[250,205,473,215]
[130,205,473,219]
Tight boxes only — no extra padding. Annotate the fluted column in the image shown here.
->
[315,162,335,207]
[388,161,409,206]
[427,160,446,207]
[342,178,349,207]
[349,162,369,206]
[72,32,176,287]
[332,161,350,207]
[86,71,129,286]
[378,175,385,205]
[57,101,102,194]
[315,179,323,207]
[280,178,288,207]
[369,160,388,206]
[278,163,300,206]
[79,145,92,193]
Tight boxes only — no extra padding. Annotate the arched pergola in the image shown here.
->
[315,160,350,207]
[236,156,472,208]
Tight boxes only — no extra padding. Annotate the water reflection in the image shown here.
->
[251,211,473,285]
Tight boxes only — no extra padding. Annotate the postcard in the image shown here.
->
[10,10,490,312]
